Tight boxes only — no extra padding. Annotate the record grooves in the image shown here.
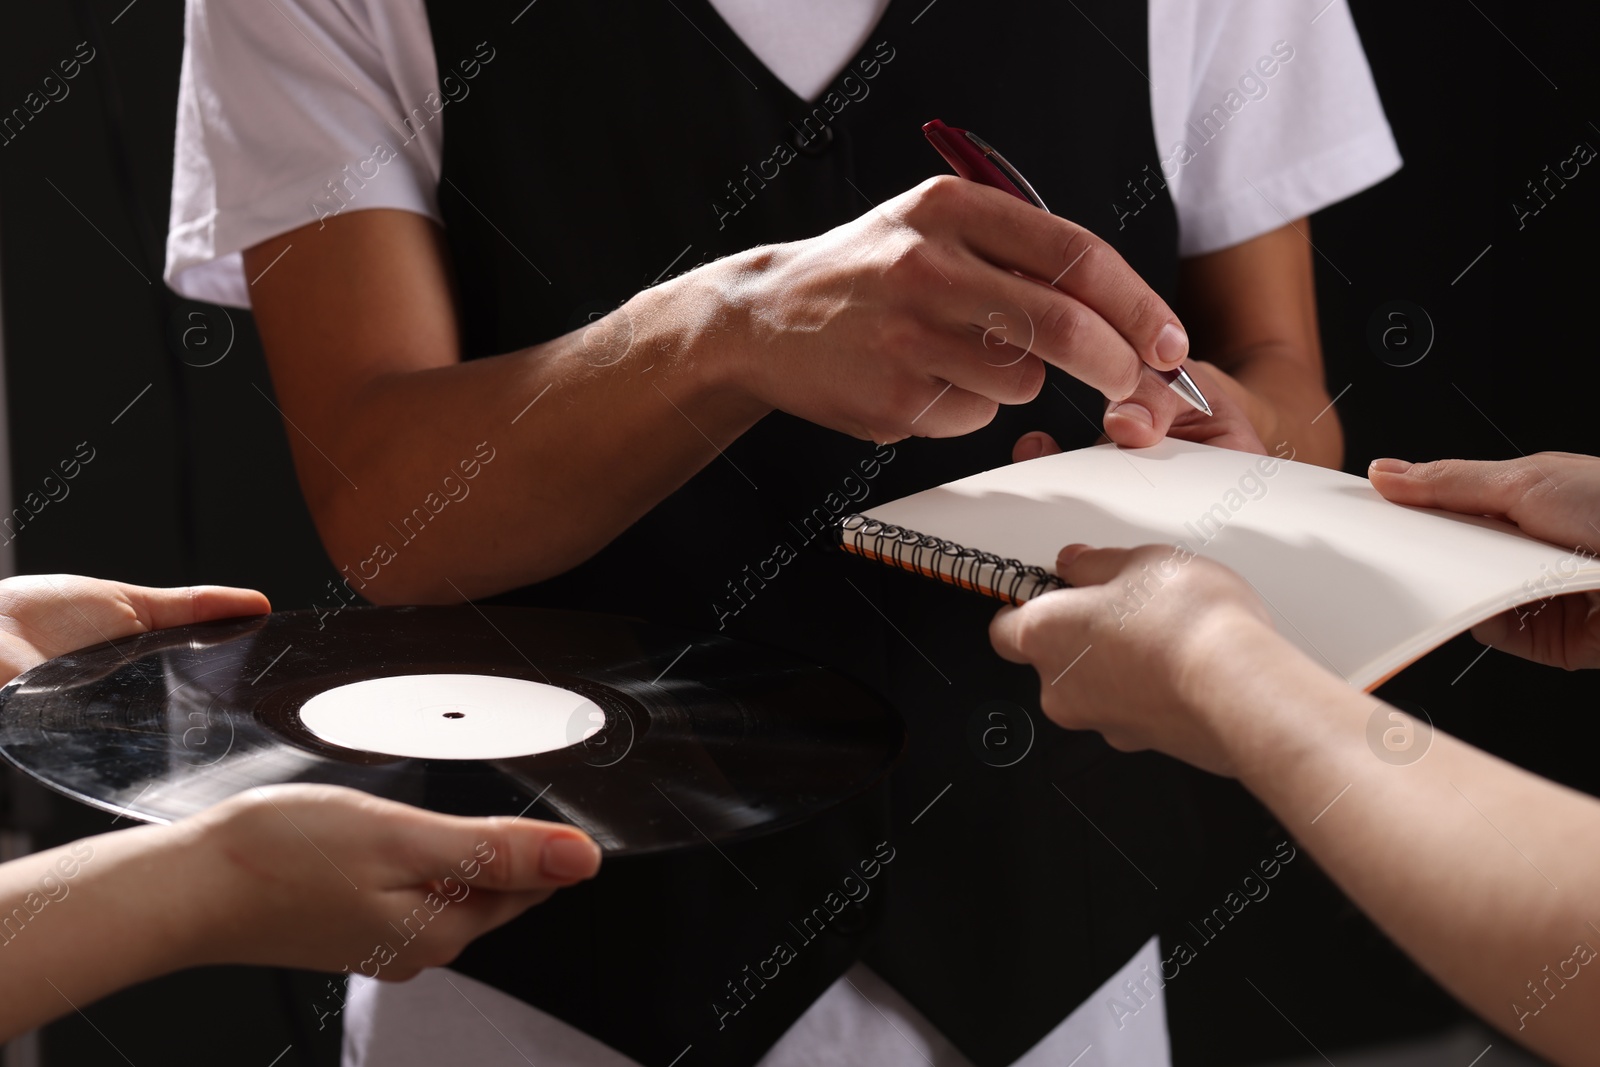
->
[0,605,903,857]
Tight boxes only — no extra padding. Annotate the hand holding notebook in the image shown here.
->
[991,541,1299,777]
[982,452,1600,1067]
[1366,452,1600,669]
[838,441,1600,690]
[978,448,1599,770]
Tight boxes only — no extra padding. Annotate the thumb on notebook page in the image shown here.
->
[987,544,1280,777]
[1368,453,1600,670]
[1368,453,1600,556]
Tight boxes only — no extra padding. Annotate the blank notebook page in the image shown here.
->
[855,439,1600,689]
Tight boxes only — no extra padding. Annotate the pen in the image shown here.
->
[922,119,1213,417]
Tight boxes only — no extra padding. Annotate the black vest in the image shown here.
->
[423,2,1201,1064]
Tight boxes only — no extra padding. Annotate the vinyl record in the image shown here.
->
[0,605,903,856]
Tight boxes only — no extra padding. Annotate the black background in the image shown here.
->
[2,1,1598,1064]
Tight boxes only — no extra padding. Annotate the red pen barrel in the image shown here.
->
[922,118,1036,206]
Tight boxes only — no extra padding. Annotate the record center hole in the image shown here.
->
[442,712,466,719]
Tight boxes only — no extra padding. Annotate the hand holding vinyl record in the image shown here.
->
[0,781,599,1041]
[0,586,898,1060]
[0,574,270,685]
[0,574,603,1042]
[173,783,601,979]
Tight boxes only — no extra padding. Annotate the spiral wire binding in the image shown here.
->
[836,515,1066,605]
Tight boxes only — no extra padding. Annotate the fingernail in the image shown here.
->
[541,835,601,880]
[1057,543,1091,567]
[1107,402,1152,428]
[1155,323,1188,366]
[1015,434,1046,461]
[1369,458,1413,475]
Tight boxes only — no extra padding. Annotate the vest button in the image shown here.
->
[790,123,834,156]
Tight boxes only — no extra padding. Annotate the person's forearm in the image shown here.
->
[0,825,201,1042]
[286,259,772,604]
[1197,632,1600,1065]
[1213,341,1343,468]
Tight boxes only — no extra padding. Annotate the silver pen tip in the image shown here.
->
[1167,367,1212,417]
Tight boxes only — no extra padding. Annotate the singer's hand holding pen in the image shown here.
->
[922,119,1268,460]
[924,120,1213,418]
[733,170,1211,447]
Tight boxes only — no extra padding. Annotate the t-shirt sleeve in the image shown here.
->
[1151,0,1402,257]
[165,0,443,307]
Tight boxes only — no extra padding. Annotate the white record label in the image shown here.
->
[297,673,603,760]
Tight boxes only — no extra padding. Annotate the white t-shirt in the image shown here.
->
[165,3,1399,1064]
[343,937,1172,1067]
[165,0,1400,307]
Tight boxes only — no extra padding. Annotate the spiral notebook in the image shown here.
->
[836,439,1600,689]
